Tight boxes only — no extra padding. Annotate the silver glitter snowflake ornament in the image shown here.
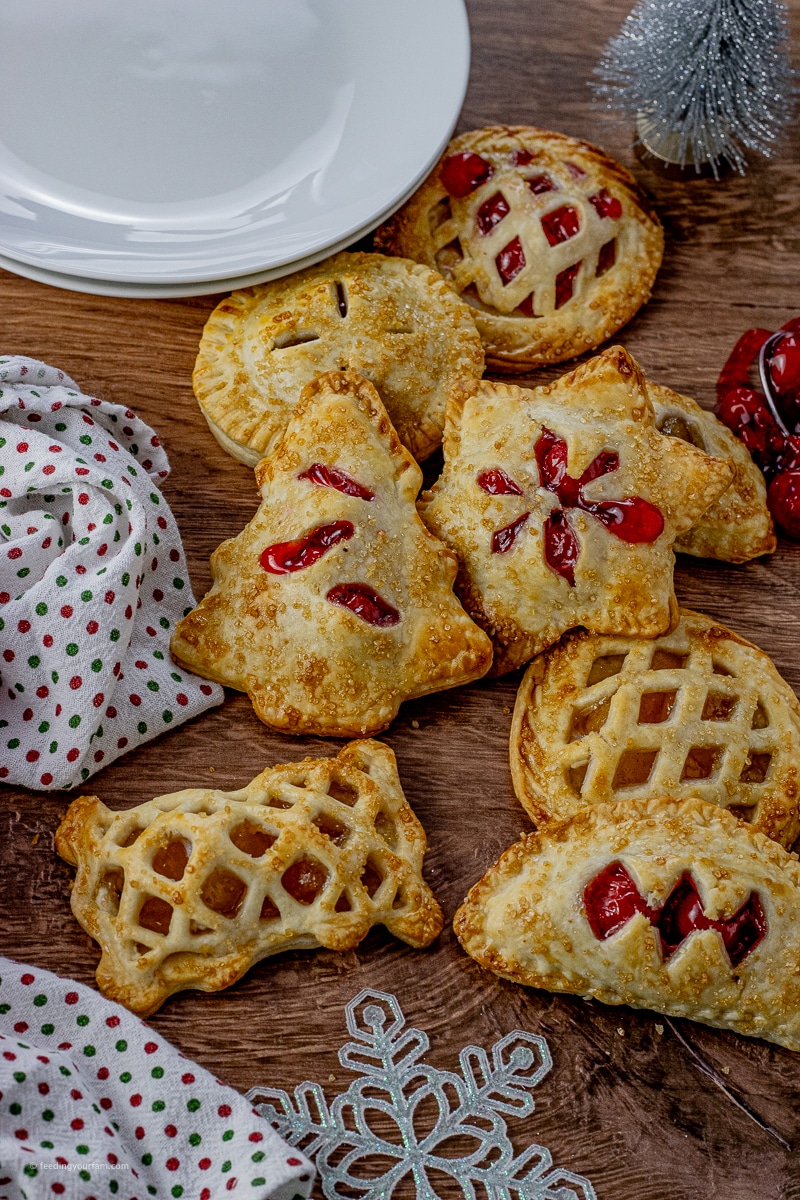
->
[248,988,597,1200]
[593,0,795,175]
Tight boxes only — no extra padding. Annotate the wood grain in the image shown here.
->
[2,2,800,1196]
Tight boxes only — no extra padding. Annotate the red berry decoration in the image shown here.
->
[715,386,784,473]
[768,471,800,539]
[766,329,800,434]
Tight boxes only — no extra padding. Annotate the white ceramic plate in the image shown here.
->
[0,0,469,289]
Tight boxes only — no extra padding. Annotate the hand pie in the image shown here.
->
[193,251,484,465]
[374,125,663,371]
[56,740,444,1016]
[171,370,493,734]
[454,796,800,1052]
[652,383,775,562]
[510,608,800,847]
[419,347,733,675]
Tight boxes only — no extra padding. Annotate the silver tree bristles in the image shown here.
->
[593,0,795,175]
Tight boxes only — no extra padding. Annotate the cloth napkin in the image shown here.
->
[0,356,223,791]
[0,957,314,1200]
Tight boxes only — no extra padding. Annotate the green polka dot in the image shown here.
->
[121,572,130,585]
[110,628,120,641]
[222,1160,232,1173]
[59,1066,71,1076]
[79,435,92,445]
[147,680,159,693]
[81,590,93,602]
[10,1101,21,1114]
[137,721,148,735]
[152,1099,165,1112]
[162,711,173,724]
[49,742,58,754]
[141,1153,153,1166]
[7,738,19,749]
[151,1065,164,1079]
[51,671,59,684]
[76,1014,89,1027]
[153,650,164,661]
[160,618,170,629]
[103,513,113,524]
[147,1188,157,1196]
[78,536,90,546]
[40,1140,54,1149]
[134,542,142,556]
[170,673,182,683]
[55,422,66,431]
[251,1152,265,1163]
[69,714,81,729]
[23,1164,38,1178]
[222,1130,234,1142]
[119,1071,131,1083]
[110,1181,119,1194]
[79,1170,91,1182]
[76,1144,89,1155]
[40,1023,54,1035]
[186,1098,200,1112]
[91,659,102,673]
[173,578,185,590]
[171,1189,183,1199]
[38,721,50,733]
[13,1070,26,1082]
[150,493,160,504]
[56,575,67,587]
[42,1109,54,1121]
[188,1133,201,1147]
[27,655,40,669]
[17,567,30,578]
[33,994,47,1007]
[115,1039,127,1052]
[251,1179,266,1188]
[82,1044,96,1057]
[101,478,114,490]
[66,643,79,656]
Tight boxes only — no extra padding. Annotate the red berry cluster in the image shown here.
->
[715,316,800,538]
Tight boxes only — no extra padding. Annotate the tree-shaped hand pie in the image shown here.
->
[171,370,493,734]
[454,796,800,1052]
[419,347,734,675]
[56,740,444,1016]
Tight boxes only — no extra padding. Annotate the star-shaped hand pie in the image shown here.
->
[171,370,493,734]
[419,348,734,675]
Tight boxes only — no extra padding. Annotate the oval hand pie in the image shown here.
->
[510,608,800,847]
[193,250,484,465]
[375,125,664,371]
[455,796,800,1052]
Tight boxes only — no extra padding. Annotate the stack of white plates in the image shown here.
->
[0,0,469,298]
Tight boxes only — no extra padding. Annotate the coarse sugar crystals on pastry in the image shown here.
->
[651,382,775,562]
[56,739,444,1016]
[454,796,800,1053]
[171,370,493,735]
[192,251,485,466]
[419,347,733,676]
[510,608,800,847]
[374,125,663,371]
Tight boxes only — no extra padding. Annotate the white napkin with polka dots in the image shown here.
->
[0,356,223,792]
[0,956,314,1200]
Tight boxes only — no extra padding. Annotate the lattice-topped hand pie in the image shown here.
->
[454,796,800,1052]
[374,125,663,371]
[419,348,733,675]
[193,251,484,465]
[652,383,775,562]
[56,740,443,1016]
[510,608,800,847]
[171,370,493,734]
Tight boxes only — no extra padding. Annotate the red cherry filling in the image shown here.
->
[527,174,556,195]
[477,468,523,496]
[516,293,536,317]
[495,237,526,285]
[585,863,767,966]
[541,205,580,246]
[260,521,353,574]
[565,160,587,179]
[326,583,400,627]
[298,463,374,501]
[555,262,581,309]
[768,470,800,538]
[512,148,534,166]
[491,512,530,554]
[477,191,510,235]
[440,152,493,198]
[533,427,663,583]
[588,189,623,220]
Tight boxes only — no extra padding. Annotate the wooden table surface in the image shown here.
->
[2,2,800,1196]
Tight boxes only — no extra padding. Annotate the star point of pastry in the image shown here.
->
[419,347,734,675]
[171,370,493,734]
[56,740,444,1016]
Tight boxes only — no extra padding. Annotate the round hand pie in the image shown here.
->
[374,125,664,371]
[193,251,484,465]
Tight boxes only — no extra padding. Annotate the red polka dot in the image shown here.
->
[106,705,118,719]
[20,974,34,985]
[135,660,147,670]
[70,1118,84,1131]
[97,1067,110,1080]
[105,590,116,604]
[86,620,99,634]
[107,1154,118,1165]
[69,676,83,691]
[57,1042,72,1051]
[26,749,39,763]
[36,686,49,699]
[100,1097,112,1110]
[16,441,28,452]
[55,704,62,716]
[40,773,53,786]
[14,1129,28,1140]
[43,464,55,475]
[130,1095,142,1107]
[42,537,52,549]
[153,589,164,602]
[66,748,80,762]
[164,1124,177,1138]
[226,1179,237,1191]
[117,737,128,750]
[106,1015,121,1028]
[51,1184,65,1195]
[2,1051,16,1060]
[38,1082,49,1095]
[176,693,188,707]
[3,649,15,662]
[94,453,107,462]
[125,605,133,620]
[64,992,78,1004]
[94,750,104,763]
[169,548,180,562]
[157,516,167,530]
[248,1132,263,1143]
[181,1073,195,1085]
[201,1191,211,1200]
[218,1104,232,1118]
[287,1158,303,1166]
[43,634,54,648]
[93,693,104,708]
[198,1160,211,1172]
[144,1041,158,1055]
[18,619,31,633]
[135,1126,145,1140]
[200,685,213,696]
[60,605,73,618]
[7,547,22,561]
[97,544,108,556]
[166,1157,179,1172]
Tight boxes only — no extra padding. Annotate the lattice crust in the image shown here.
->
[510,608,800,846]
[419,348,733,676]
[171,370,492,735]
[192,251,484,466]
[454,796,800,1052]
[56,740,444,1016]
[374,125,663,371]
[651,383,775,562]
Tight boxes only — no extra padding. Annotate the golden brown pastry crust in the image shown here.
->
[171,370,492,734]
[419,348,733,675]
[56,740,443,1016]
[375,125,663,371]
[651,383,775,562]
[193,251,484,465]
[454,796,800,1052]
[510,608,800,847]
